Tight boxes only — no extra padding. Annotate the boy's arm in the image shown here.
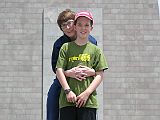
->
[85,70,103,94]
[76,70,104,107]
[56,68,70,90]
[56,68,77,103]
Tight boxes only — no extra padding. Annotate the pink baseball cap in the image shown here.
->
[75,11,94,23]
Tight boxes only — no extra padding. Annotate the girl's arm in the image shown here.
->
[64,65,95,81]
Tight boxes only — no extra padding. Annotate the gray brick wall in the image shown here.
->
[0,0,160,120]
[0,0,45,120]
[103,0,160,120]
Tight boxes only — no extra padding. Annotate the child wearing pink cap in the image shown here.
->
[56,11,108,120]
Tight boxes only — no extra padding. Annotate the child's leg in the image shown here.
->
[47,79,61,120]
[77,107,97,120]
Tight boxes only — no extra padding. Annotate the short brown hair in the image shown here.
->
[57,9,75,31]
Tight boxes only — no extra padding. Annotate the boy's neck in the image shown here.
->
[74,38,88,46]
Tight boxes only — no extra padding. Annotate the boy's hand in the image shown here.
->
[66,91,77,103]
[76,90,90,108]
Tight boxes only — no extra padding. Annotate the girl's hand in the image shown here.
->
[65,65,95,81]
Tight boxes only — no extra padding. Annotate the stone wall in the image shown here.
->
[0,0,160,120]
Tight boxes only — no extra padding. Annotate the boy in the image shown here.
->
[56,11,108,120]
[47,9,97,120]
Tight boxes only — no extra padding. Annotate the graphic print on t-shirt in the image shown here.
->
[69,54,90,62]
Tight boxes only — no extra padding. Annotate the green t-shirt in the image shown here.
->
[56,41,108,108]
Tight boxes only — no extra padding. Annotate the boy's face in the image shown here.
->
[61,19,76,40]
[74,17,93,39]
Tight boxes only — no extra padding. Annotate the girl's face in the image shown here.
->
[61,19,76,39]
[74,17,93,40]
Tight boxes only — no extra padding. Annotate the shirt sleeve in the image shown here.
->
[93,48,108,71]
[51,42,61,74]
[88,35,97,46]
[56,43,68,70]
